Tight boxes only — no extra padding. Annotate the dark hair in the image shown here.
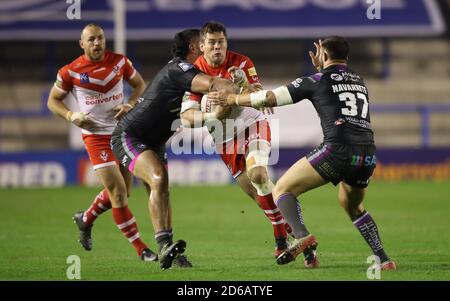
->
[171,29,200,59]
[321,36,349,61]
[200,21,227,40]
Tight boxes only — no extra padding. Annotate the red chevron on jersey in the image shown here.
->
[54,51,136,135]
[56,51,135,94]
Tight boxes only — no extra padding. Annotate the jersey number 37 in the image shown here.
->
[339,92,369,118]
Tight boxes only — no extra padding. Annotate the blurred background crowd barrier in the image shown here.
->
[0,0,449,187]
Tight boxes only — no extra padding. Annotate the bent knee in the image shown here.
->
[247,167,268,184]
[141,168,168,189]
[150,172,168,189]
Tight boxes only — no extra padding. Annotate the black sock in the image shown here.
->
[352,211,389,263]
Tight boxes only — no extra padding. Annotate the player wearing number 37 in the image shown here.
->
[208,36,396,270]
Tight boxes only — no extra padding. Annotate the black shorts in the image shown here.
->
[110,130,167,173]
[306,143,376,188]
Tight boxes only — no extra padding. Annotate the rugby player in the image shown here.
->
[110,29,235,270]
[47,24,158,261]
[208,36,396,270]
[180,22,320,266]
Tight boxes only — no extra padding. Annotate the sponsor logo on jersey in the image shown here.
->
[334,118,345,125]
[345,116,371,129]
[248,67,257,77]
[178,62,194,72]
[137,144,147,150]
[122,155,128,165]
[100,150,108,161]
[342,72,361,82]
[84,92,123,105]
[331,73,344,81]
[80,72,90,84]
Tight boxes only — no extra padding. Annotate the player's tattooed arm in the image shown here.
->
[227,66,249,90]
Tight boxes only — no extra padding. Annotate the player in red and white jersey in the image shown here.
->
[181,22,318,264]
[47,24,158,262]
[191,42,265,145]
[56,49,135,135]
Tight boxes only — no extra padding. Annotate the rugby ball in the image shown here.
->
[200,94,232,119]
[200,94,215,113]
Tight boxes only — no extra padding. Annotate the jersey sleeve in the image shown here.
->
[286,73,321,103]
[181,91,202,114]
[123,57,136,80]
[242,58,260,85]
[55,65,73,93]
[169,61,202,91]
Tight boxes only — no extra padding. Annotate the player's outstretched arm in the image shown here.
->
[207,85,294,109]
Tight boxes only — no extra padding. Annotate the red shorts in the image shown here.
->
[218,120,271,178]
[82,134,119,170]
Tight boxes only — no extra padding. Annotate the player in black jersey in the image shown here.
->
[208,36,396,271]
[111,29,234,270]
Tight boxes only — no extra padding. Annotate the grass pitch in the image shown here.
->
[0,181,449,281]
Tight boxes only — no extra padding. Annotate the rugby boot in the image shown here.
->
[173,254,193,268]
[276,234,318,265]
[303,244,319,268]
[72,211,93,251]
[140,248,158,262]
[159,240,187,270]
[274,236,289,258]
[381,261,397,270]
